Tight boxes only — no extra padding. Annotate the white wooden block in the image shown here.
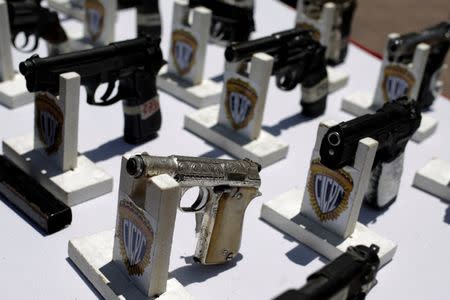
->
[260,188,397,267]
[68,230,195,300]
[0,0,14,81]
[411,115,438,143]
[0,75,33,108]
[413,158,450,202]
[157,66,221,108]
[184,105,289,168]
[48,0,85,20]
[341,91,374,116]
[326,66,349,93]
[2,133,113,207]
[112,174,181,297]
[341,92,438,143]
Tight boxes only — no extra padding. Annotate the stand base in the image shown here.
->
[260,188,397,267]
[0,75,33,109]
[68,230,194,300]
[157,68,222,108]
[413,158,450,202]
[184,105,289,168]
[341,91,438,143]
[326,66,348,93]
[48,0,85,20]
[2,133,113,207]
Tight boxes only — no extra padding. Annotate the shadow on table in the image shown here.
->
[358,204,388,225]
[169,254,243,286]
[199,147,227,159]
[66,258,103,300]
[210,73,224,83]
[263,113,314,137]
[0,195,47,237]
[83,136,149,163]
[443,203,450,225]
[284,238,318,266]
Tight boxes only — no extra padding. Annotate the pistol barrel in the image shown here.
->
[225,28,311,62]
[126,154,261,186]
[320,98,421,169]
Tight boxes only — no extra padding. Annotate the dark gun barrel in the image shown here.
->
[320,97,421,170]
[225,28,313,63]
[389,22,450,58]
[274,244,380,300]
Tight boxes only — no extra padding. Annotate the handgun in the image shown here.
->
[189,0,255,44]
[225,28,329,117]
[19,36,165,144]
[300,0,358,65]
[125,153,262,265]
[319,97,421,208]
[387,22,450,109]
[274,244,380,300]
[7,0,68,53]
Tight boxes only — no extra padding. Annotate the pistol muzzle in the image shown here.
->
[126,155,145,178]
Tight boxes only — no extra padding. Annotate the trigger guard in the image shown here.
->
[179,187,209,213]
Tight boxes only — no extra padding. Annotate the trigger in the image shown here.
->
[100,80,116,102]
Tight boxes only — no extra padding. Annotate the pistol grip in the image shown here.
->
[194,187,258,265]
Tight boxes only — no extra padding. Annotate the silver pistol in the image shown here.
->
[126,153,262,265]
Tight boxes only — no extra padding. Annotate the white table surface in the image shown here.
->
[1,1,449,299]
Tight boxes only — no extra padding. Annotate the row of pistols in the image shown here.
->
[0,0,449,299]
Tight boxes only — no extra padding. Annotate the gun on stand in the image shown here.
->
[387,22,450,109]
[319,97,421,208]
[125,153,262,265]
[225,28,329,117]
[7,0,69,54]
[189,0,255,44]
[19,36,165,144]
[300,0,358,65]
[274,244,380,300]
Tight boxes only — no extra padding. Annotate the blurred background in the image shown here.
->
[280,0,450,97]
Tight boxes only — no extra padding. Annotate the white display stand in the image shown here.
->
[69,156,193,300]
[184,53,289,168]
[342,35,437,143]
[413,158,450,202]
[295,0,349,92]
[260,120,397,267]
[68,230,194,300]
[48,0,85,21]
[157,0,221,108]
[2,72,112,207]
[0,1,33,109]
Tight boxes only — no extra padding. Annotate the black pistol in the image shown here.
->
[19,36,165,144]
[7,0,68,53]
[274,244,380,300]
[387,22,450,109]
[319,97,421,208]
[0,155,72,234]
[300,0,358,65]
[189,0,255,44]
[225,28,328,117]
